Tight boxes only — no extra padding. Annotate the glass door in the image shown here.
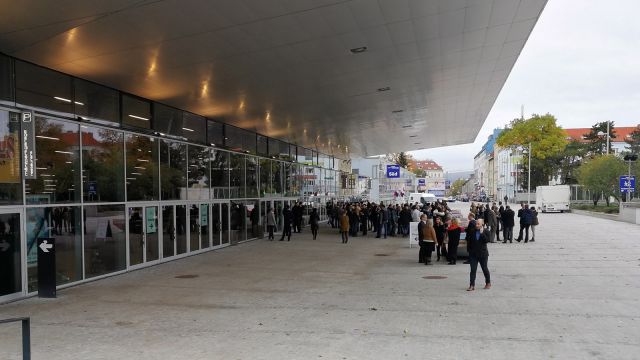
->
[128,205,159,267]
[221,202,230,245]
[211,203,221,247]
[189,204,200,252]
[0,210,22,301]
[145,206,159,262]
[176,205,187,254]
[128,207,144,266]
[162,205,175,258]
[200,204,210,249]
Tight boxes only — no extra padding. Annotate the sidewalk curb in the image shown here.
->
[570,209,622,222]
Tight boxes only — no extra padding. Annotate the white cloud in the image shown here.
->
[411,0,640,171]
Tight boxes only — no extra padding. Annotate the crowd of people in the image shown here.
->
[267,199,541,291]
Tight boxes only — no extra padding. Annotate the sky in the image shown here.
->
[410,0,640,172]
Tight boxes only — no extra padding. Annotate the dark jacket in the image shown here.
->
[502,209,515,227]
[523,208,533,225]
[517,208,525,224]
[468,228,490,258]
[282,208,292,227]
[434,223,446,243]
[447,226,461,244]
[309,211,319,226]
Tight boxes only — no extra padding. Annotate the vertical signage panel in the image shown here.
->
[21,111,36,179]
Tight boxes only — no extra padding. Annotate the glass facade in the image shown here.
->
[0,111,21,204]
[0,54,343,300]
[82,126,125,202]
[26,117,81,204]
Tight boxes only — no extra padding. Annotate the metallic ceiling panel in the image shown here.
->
[0,0,548,157]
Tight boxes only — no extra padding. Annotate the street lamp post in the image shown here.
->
[597,121,611,155]
[526,143,532,204]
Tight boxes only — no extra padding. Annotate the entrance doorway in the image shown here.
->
[0,210,22,301]
[127,205,159,267]
[161,204,188,257]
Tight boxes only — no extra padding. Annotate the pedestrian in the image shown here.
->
[279,204,292,241]
[266,208,276,240]
[485,204,497,243]
[417,214,427,263]
[434,216,447,261]
[521,204,533,243]
[339,209,350,244]
[446,218,462,265]
[309,208,320,240]
[464,213,477,264]
[530,206,538,242]
[516,203,526,242]
[420,217,437,265]
[467,219,491,291]
[502,205,515,243]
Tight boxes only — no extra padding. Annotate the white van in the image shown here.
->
[408,192,437,205]
[535,185,570,212]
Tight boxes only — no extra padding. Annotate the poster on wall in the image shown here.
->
[146,207,157,234]
[200,204,208,226]
[0,112,21,183]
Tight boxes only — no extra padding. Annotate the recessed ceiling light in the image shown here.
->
[350,46,368,54]
[377,86,391,92]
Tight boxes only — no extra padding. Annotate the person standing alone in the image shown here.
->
[467,219,491,291]
[339,209,350,244]
[279,205,292,241]
[266,208,276,240]
[309,208,320,240]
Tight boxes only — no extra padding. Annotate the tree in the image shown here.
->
[449,179,465,196]
[496,114,568,159]
[577,155,626,206]
[624,125,640,155]
[546,140,588,185]
[411,168,426,177]
[583,121,617,156]
[386,152,412,168]
[496,113,568,189]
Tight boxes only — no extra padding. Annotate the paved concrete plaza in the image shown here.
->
[2,205,640,359]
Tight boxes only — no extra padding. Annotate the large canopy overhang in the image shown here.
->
[0,0,547,157]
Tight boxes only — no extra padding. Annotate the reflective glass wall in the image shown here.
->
[0,54,344,297]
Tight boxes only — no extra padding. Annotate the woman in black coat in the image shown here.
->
[446,218,462,265]
[467,219,491,291]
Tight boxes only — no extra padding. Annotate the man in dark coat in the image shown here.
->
[516,203,526,242]
[279,205,292,241]
[502,205,515,243]
[292,202,304,233]
[522,204,533,243]
[377,204,388,238]
[467,219,491,291]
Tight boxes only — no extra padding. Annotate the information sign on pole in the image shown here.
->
[620,175,635,193]
[386,165,400,178]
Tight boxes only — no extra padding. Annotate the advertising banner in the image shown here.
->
[409,221,419,248]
